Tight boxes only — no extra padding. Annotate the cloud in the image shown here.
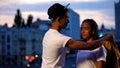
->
[0,0,17,7]
[0,0,115,29]
[22,11,49,22]
[0,11,49,27]
[70,1,114,10]
[0,0,115,8]
[75,9,115,29]
[18,0,51,4]
[67,0,109,2]
[10,0,111,5]
[0,15,14,27]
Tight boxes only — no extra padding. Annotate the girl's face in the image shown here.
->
[81,22,94,41]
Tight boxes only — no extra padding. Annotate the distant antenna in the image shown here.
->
[64,3,70,9]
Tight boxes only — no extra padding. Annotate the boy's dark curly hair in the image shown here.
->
[47,3,68,21]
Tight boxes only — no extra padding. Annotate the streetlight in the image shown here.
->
[27,63,30,67]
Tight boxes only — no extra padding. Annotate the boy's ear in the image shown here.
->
[58,17,61,22]
[92,31,95,34]
[56,17,60,22]
[56,17,61,24]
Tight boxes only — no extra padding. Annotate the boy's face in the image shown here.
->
[59,12,69,28]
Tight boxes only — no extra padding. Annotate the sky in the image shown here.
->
[0,0,119,29]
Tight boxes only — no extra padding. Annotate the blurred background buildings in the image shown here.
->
[0,8,80,68]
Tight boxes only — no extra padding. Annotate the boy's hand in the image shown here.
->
[104,34,114,41]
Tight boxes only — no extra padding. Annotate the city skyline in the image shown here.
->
[0,0,119,29]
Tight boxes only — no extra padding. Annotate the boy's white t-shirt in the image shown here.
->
[41,29,71,68]
[76,45,107,68]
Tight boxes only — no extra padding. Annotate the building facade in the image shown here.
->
[99,23,115,37]
[0,25,44,65]
[115,0,120,48]
[67,9,81,40]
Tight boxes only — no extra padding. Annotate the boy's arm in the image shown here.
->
[66,34,113,50]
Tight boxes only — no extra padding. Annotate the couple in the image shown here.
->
[41,3,119,68]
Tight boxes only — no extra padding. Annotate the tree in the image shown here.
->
[14,9,23,27]
[26,14,33,27]
[21,19,25,27]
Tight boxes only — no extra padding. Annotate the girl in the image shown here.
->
[76,19,107,68]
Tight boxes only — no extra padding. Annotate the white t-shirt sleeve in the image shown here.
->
[60,34,71,47]
[96,45,107,62]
